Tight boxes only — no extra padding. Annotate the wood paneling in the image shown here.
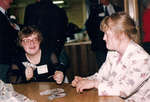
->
[65,42,98,82]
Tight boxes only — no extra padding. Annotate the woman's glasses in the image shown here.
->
[22,37,39,44]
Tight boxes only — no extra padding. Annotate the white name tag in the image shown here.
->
[98,12,105,17]
[37,65,48,75]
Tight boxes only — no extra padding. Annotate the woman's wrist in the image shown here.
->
[93,80,99,89]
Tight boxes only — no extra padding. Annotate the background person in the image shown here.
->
[13,26,65,84]
[0,0,18,83]
[72,12,150,102]
[85,0,122,68]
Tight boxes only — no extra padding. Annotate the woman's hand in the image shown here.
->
[71,76,83,87]
[25,67,33,80]
[76,79,99,93]
[53,71,64,84]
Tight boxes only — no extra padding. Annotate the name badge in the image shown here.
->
[98,12,105,17]
[37,65,48,75]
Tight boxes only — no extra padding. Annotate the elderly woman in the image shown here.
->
[13,26,65,84]
[72,12,150,102]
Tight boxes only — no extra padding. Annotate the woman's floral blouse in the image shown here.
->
[87,41,150,102]
[0,80,35,102]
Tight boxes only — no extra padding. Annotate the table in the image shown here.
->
[13,82,125,102]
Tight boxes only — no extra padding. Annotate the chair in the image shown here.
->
[7,64,22,84]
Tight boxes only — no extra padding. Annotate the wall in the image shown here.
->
[65,0,86,28]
